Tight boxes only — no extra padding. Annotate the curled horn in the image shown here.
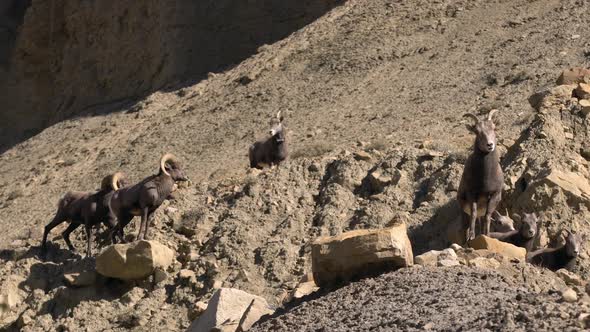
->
[160,153,177,176]
[463,113,479,125]
[111,172,125,191]
[487,109,498,121]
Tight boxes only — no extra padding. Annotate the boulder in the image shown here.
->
[468,235,526,261]
[311,222,413,286]
[467,257,501,269]
[556,67,590,85]
[528,84,577,111]
[96,241,174,280]
[187,288,273,332]
[0,276,24,319]
[580,99,590,116]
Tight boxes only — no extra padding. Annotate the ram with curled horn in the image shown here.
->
[41,172,127,257]
[108,153,188,242]
[457,109,504,243]
[249,110,289,169]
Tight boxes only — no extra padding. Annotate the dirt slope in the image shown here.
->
[252,266,587,332]
[1,0,590,331]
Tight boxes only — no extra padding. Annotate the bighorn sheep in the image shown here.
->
[108,153,188,242]
[489,212,537,252]
[457,109,504,242]
[249,111,288,169]
[41,172,126,257]
[527,231,582,271]
[491,209,515,233]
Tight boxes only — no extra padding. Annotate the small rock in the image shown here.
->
[438,259,460,267]
[580,99,590,116]
[556,269,586,286]
[212,280,223,290]
[154,268,168,284]
[468,257,501,269]
[180,269,196,279]
[575,83,590,99]
[63,271,97,287]
[450,243,463,252]
[17,309,34,328]
[557,67,590,85]
[353,151,372,161]
[565,132,574,140]
[120,287,147,305]
[415,250,443,267]
[562,288,578,303]
[187,288,274,332]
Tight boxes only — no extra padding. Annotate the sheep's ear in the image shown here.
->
[465,124,476,133]
[512,213,521,221]
[279,115,284,122]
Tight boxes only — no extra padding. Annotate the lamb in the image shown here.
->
[41,172,126,257]
[527,231,582,271]
[491,209,515,232]
[108,153,188,242]
[457,109,504,242]
[249,111,288,169]
[489,212,537,252]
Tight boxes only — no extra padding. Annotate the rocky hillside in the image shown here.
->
[1,0,590,331]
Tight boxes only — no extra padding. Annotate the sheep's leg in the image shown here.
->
[484,192,501,236]
[116,214,133,243]
[62,222,81,252]
[41,214,66,252]
[85,222,93,257]
[468,201,477,242]
[143,212,154,240]
[138,207,149,241]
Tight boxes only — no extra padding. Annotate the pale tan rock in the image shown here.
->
[311,222,413,286]
[528,84,577,111]
[467,257,501,269]
[187,288,273,332]
[562,287,578,303]
[580,99,590,116]
[468,235,526,261]
[556,269,586,287]
[575,83,590,99]
[557,67,590,85]
[96,241,175,280]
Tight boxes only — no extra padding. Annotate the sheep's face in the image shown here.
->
[164,162,188,182]
[269,113,285,144]
[565,233,582,257]
[469,120,497,153]
[519,213,537,239]
[492,213,515,232]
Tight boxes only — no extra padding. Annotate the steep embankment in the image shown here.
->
[0,0,342,148]
[1,0,590,331]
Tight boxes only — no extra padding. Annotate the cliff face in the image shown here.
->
[0,0,342,148]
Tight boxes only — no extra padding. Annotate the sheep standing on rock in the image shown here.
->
[489,212,538,252]
[527,231,582,271]
[41,172,126,257]
[108,154,188,242]
[457,109,504,242]
[249,111,288,169]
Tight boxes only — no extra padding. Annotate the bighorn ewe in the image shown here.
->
[491,209,515,233]
[41,172,126,257]
[527,231,582,271]
[249,111,288,169]
[457,109,504,242]
[108,154,188,242]
[489,212,537,252]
